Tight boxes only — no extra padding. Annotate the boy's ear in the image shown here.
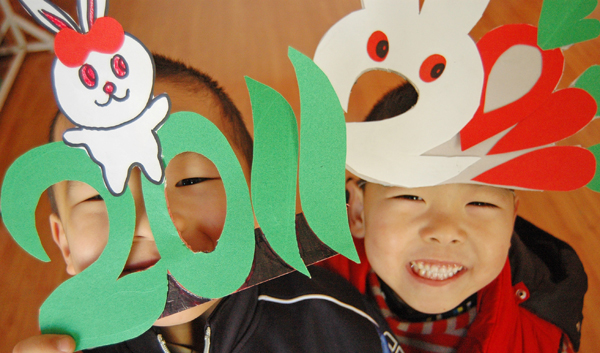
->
[49,213,76,275]
[346,178,366,239]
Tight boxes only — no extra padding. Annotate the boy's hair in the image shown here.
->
[47,54,254,214]
[364,82,418,122]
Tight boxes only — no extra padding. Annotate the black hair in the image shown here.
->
[47,53,254,214]
[364,82,419,122]
[152,53,253,167]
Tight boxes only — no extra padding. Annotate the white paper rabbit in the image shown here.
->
[314,0,489,187]
[20,0,170,195]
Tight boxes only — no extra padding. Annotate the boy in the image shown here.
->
[13,55,388,353]
[325,83,587,353]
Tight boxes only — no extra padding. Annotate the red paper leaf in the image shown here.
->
[489,88,596,154]
[472,146,596,191]
[460,24,563,150]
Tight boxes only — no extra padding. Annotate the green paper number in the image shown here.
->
[0,47,358,350]
[247,77,309,276]
[146,112,255,299]
[1,143,166,350]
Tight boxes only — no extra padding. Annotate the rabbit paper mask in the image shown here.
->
[20,0,170,195]
[314,0,489,187]
[314,0,600,192]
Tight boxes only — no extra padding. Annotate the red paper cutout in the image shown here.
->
[55,17,125,68]
[489,87,596,154]
[460,24,564,151]
[472,146,596,191]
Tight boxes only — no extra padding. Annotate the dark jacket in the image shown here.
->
[322,216,587,352]
[86,266,389,353]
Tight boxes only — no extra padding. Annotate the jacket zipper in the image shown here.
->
[203,325,212,353]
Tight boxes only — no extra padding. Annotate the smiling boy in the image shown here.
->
[353,183,517,315]
[324,83,587,353]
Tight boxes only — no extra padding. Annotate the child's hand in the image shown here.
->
[13,335,76,353]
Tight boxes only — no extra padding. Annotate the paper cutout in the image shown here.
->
[313,1,600,192]
[2,41,361,348]
[574,65,600,116]
[291,47,359,263]
[1,143,165,350]
[488,88,596,154]
[313,0,487,188]
[586,144,600,191]
[21,0,170,196]
[473,146,596,191]
[145,112,255,299]
[460,24,565,151]
[246,77,309,276]
[483,44,542,113]
[538,0,600,50]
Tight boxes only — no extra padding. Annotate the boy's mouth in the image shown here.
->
[409,261,464,281]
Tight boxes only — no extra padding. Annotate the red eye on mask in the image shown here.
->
[420,54,446,82]
[79,64,97,89]
[367,31,389,62]
[111,54,128,78]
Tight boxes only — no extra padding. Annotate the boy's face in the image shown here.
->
[348,181,518,314]
[50,79,241,279]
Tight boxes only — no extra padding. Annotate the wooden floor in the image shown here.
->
[0,0,599,351]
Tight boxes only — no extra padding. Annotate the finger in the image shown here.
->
[13,335,76,353]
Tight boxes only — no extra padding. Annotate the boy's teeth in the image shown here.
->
[410,261,463,281]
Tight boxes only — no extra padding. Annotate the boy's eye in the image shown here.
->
[85,194,104,202]
[468,201,497,208]
[394,195,423,201]
[176,177,214,187]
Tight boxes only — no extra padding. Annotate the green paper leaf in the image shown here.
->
[586,144,600,191]
[574,65,600,116]
[246,77,309,276]
[538,0,600,50]
[290,47,359,263]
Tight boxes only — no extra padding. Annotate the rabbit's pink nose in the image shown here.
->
[103,82,115,94]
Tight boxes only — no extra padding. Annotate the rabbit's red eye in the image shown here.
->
[79,64,97,89]
[367,31,389,62]
[420,54,446,82]
[111,54,128,78]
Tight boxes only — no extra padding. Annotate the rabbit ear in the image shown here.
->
[18,0,79,34]
[77,0,108,33]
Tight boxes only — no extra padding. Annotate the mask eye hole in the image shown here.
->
[367,30,389,62]
[79,64,97,89]
[419,54,446,82]
[111,54,128,78]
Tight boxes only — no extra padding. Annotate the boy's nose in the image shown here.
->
[420,215,466,245]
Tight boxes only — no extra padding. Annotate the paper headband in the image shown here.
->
[314,0,600,191]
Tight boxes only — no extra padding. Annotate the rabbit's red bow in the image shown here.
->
[54,17,125,68]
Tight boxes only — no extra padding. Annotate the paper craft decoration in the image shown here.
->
[314,0,600,191]
[1,9,356,345]
[19,0,170,196]
[538,0,600,50]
